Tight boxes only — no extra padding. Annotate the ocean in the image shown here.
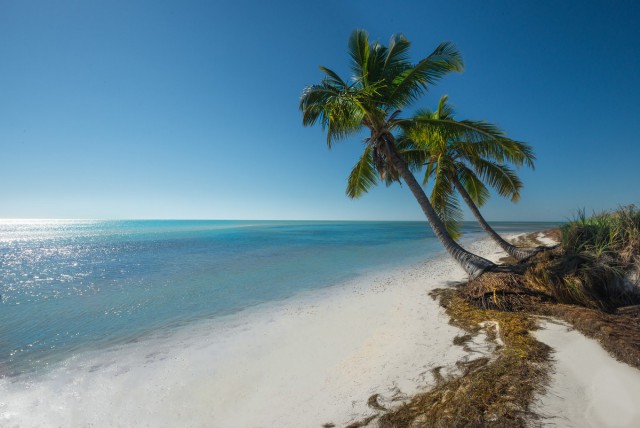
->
[0,219,557,379]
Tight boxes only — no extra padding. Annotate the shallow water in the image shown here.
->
[0,219,557,378]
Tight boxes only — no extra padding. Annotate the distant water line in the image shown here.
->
[0,220,558,377]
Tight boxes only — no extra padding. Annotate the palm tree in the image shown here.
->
[402,95,539,260]
[300,29,495,278]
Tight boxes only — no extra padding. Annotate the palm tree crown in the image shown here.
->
[301,30,463,148]
[300,30,496,278]
[402,95,538,259]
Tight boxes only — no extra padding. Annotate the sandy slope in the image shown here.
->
[529,232,640,427]
[533,320,640,427]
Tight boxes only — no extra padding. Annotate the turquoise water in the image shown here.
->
[0,220,558,377]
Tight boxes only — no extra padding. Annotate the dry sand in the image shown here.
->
[535,232,559,247]
[533,320,640,427]
[529,232,640,427]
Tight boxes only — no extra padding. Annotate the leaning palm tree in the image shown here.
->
[402,95,539,260]
[300,29,495,278]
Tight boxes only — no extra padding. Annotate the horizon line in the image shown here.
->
[0,218,565,223]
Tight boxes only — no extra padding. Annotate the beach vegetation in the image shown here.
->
[300,30,495,278]
[463,210,640,370]
[561,205,640,267]
[466,207,640,313]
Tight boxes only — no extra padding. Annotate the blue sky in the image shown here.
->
[1,0,638,221]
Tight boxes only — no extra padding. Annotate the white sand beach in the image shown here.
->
[2,233,640,427]
[535,232,559,247]
[533,320,640,427]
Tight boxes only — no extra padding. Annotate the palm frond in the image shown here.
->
[502,139,536,169]
[433,185,463,240]
[420,119,503,148]
[469,158,523,201]
[431,157,463,239]
[400,94,534,209]
[300,81,366,147]
[366,40,388,84]
[346,145,378,198]
[382,34,411,78]
[405,116,452,154]
[409,116,537,195]
[395,133,424,160]
[457,163,490,206]
[386,42,463,109]
[412,107,435,118]
[348,29,371,82]
[424,159,437,185]
[435,94,456,119]
[319,66,346,87]
[455,138,535,169]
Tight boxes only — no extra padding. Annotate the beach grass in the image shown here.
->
[562,205,640,265]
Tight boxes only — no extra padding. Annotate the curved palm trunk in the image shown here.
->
[451,175,539,260]
[384,139,495,279]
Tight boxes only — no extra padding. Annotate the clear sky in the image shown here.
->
[1,0,638,221]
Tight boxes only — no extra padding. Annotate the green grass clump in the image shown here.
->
[534,206,640,311]
[562,205,640,268]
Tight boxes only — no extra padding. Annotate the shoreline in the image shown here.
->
[2,230,637,427]
[1,235,509,427]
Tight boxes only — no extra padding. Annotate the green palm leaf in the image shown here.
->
[455,137,535,169]
[382,34,411,77]
[300,82,366,147]
[457,163,490,206]
[387,42,463,109]
[346,145,378,198]
[319,66,346,87]
[469,158,523,201]
[395,135,428,173]
[430,156,463,239]
[348,29,371,82]
[366,40,388,84]
[407,117,506,148]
